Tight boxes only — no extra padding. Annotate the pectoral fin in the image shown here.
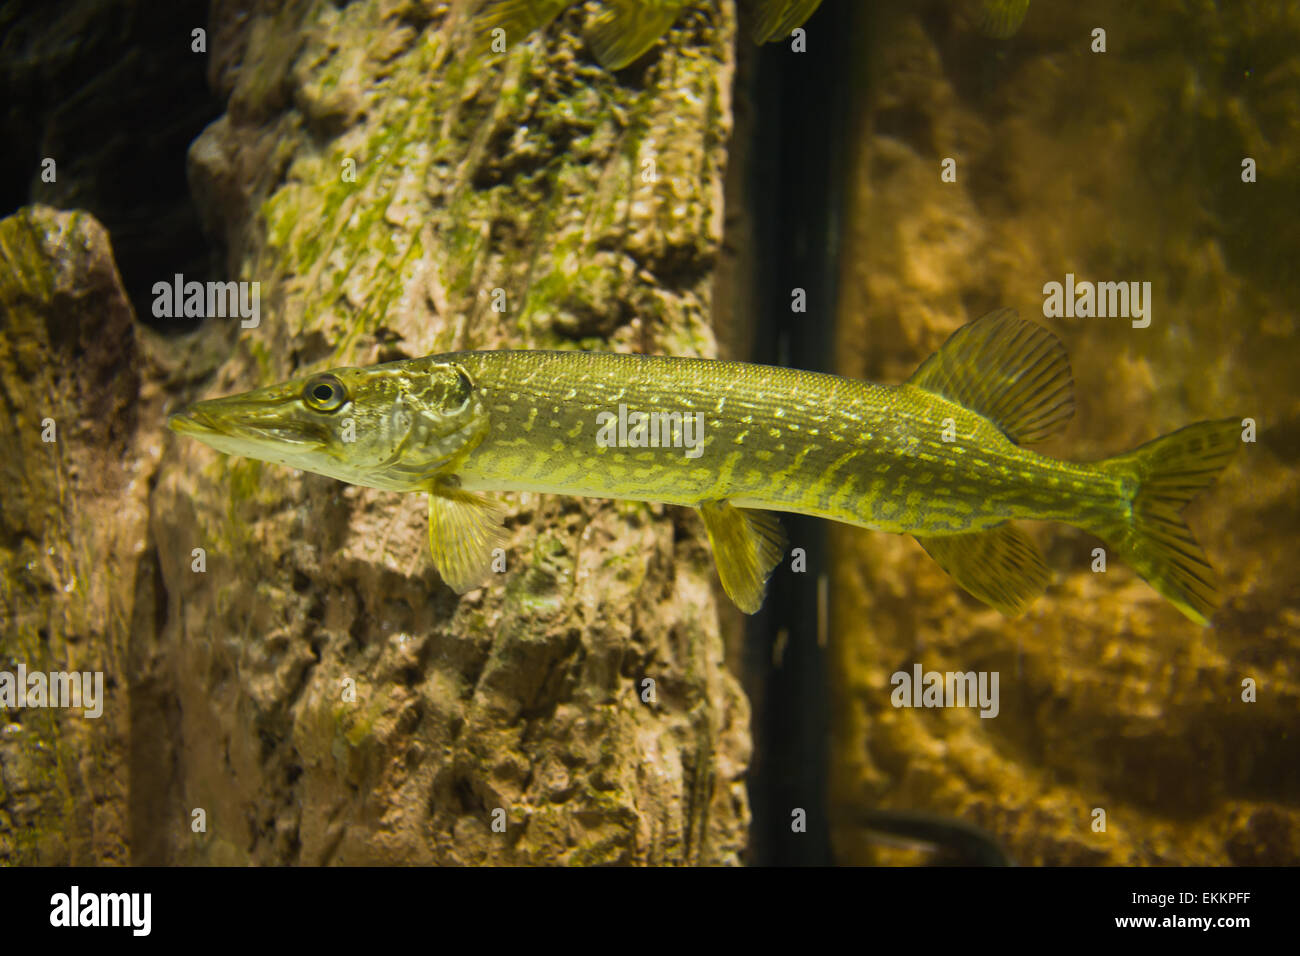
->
[427,483,506,593]
[699,500,787,614]
[915,525,1047,616]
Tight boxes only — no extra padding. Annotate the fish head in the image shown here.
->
[168,356,489,491]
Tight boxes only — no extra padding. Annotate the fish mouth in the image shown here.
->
[167,407,221,437]
[168,402,323,449]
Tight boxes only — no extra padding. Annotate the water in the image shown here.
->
[0,0,1294,871]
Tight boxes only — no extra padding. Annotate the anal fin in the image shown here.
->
[699,500,787,614]
[427,481,506,594]
[915,525,1047,616]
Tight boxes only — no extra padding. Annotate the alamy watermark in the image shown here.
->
[0,665,103,718]
[595,404,704,459]
[152,273,260,328]
[890,664,999,718]
[49,886,150,936]
[1042,273,1151,328]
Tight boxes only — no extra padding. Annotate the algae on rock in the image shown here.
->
[0,207,164,865]
[1,0,748,866]
[143,0,748,864]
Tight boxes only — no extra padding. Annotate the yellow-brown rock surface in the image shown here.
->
[830,1,1299,865]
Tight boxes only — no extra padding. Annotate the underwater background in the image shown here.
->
[0,0,1296,865]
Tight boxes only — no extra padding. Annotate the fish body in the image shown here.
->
[448,350,1100,534]
[171,311,1240,623]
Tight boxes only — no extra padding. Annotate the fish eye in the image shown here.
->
[304,374,347,412]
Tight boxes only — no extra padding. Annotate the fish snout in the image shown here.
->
[168,405,219,435]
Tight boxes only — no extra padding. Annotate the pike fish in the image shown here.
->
[170,311,1240,623]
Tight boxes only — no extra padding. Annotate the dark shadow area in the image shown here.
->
[742,0,854,867]
[0,0,222,332]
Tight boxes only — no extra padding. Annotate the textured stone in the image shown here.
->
[146,0,748,865]
[1,0,747,866]
[0,206,157,865]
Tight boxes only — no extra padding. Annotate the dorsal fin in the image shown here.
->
[906,309,1075,444]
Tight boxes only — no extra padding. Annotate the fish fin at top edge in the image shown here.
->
[471,0,569,60]
[585,0,690,70]
[699,500,787,614]
[906,308,1075,445]
[969,0,1030,39]
[752,0,825,43]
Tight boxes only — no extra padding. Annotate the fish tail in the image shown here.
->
[1092,418,1242,625]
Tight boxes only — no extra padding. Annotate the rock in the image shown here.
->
[0,206,162,864]
[145,0,748,864]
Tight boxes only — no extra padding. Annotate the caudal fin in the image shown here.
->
[1096,418,1241,625]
